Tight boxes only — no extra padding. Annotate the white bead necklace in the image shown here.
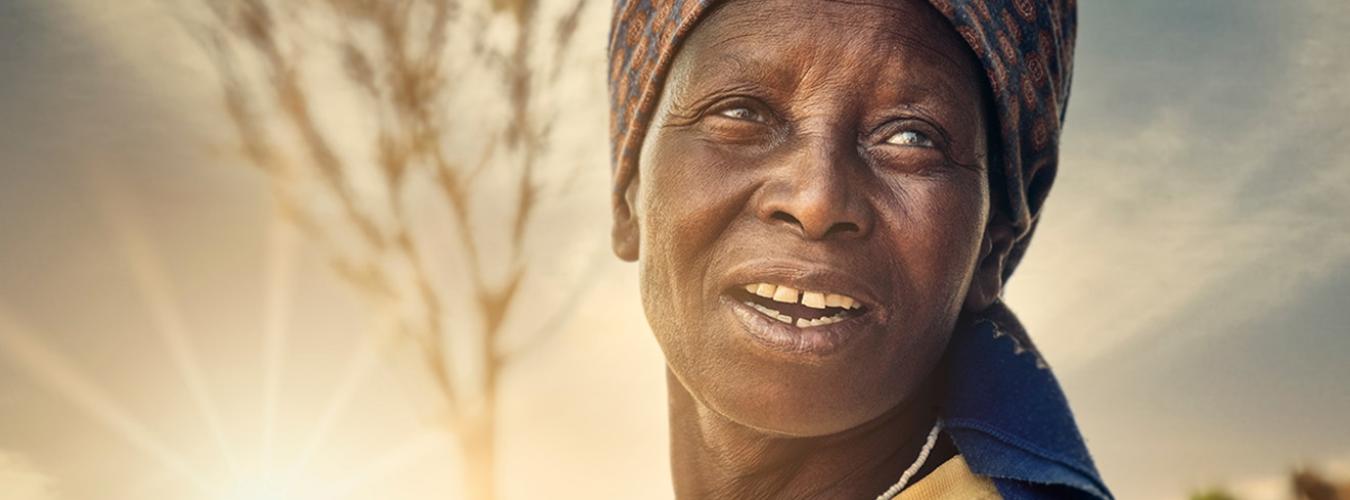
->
[874,420,943,500]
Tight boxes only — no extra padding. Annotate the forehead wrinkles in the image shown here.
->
[680,0,978,92]
[714,1,969,60]
[816,0,978,82]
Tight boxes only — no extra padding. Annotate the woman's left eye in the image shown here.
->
[885,130,935,148]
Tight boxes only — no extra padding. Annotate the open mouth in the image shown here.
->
[730,283,869,328]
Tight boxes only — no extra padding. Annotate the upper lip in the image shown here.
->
[718,258,886,319]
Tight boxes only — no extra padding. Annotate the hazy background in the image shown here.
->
[2,0,1347,499]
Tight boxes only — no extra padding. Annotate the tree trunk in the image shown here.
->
[462,401,497,500]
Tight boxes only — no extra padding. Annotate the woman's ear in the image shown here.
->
[963,209,1016,312]
[611,174,640,262]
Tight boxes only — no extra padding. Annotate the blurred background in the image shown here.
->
[1,0,1347,499]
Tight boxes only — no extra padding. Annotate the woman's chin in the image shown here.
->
[693,369,903,438]
[659,300,939,438]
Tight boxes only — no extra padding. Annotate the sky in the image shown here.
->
[0,0,1347,499]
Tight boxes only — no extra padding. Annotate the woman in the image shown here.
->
[606,0,1110,498]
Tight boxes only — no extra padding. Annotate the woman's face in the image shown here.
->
[616,0,995,436]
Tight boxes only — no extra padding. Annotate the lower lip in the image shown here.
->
[722,295,871,358]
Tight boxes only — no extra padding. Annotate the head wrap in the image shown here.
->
[608,0,1077,280]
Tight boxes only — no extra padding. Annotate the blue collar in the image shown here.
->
[940,302,1114,499]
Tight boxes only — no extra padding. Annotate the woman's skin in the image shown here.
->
[610,0,1017,497]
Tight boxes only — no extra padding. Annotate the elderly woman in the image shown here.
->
[606,0,1109,498]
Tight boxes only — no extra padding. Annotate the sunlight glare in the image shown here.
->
[262,214,299,475]
[217,475,320,500]
[0,304,214,494]
[92,174,241,477]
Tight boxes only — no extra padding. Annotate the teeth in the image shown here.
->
[745,300,853,328]
[772,286,799,304]
[742,283,864,312]
[801,291,826,309]
[746,301,793,324]
[747,301,777,316]
[797,313,851,328]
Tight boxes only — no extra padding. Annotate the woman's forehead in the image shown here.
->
[689,0,972,56]
[678,2,978,80]
[667,0,983,109]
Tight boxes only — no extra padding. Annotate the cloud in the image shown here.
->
[0,451,57,500]
[1008,4,1350,497]
[1006,0,1350,369]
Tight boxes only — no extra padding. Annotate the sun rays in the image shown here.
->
[260,211,298,480]
[286,311,392,485]
[0,173,448,499]
[0,305,214,495]
[92,172,242,480]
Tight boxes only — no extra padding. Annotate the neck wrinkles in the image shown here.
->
[665,370,943,499]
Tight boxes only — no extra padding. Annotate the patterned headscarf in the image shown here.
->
[608,0,1077,281]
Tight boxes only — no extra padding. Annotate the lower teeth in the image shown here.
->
[744,301,847,327]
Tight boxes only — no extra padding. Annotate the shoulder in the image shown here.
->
[900,455,1001,500]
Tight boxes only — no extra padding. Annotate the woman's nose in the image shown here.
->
[756,139,874,241]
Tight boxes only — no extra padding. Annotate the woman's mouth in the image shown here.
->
[734,283,867,328]
[722,282,875,358]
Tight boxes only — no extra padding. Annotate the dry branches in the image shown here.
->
[190,0,592,498]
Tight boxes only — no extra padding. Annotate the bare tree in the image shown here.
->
[188,0,595,498]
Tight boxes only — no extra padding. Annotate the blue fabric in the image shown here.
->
[941,301,1113,499]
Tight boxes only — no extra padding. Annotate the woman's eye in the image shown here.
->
[885,130,935,148]
[718,107,763,122]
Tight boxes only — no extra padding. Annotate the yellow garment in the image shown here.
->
[896,456,1002,500]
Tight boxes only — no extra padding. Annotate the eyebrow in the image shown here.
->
[686,51,972,112]
[691,53,787,87]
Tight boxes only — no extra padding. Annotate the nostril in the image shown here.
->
[824,222,860,238]
[770,211,801,228]
[769,210,862,239]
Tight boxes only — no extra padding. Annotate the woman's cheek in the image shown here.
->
[893,176,988,303]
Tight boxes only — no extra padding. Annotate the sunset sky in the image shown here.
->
[2,1,1348,499]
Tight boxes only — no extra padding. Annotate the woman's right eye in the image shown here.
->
[717,107,764,122]
[698,101,777,145]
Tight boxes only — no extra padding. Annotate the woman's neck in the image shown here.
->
[665,371,947,500]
